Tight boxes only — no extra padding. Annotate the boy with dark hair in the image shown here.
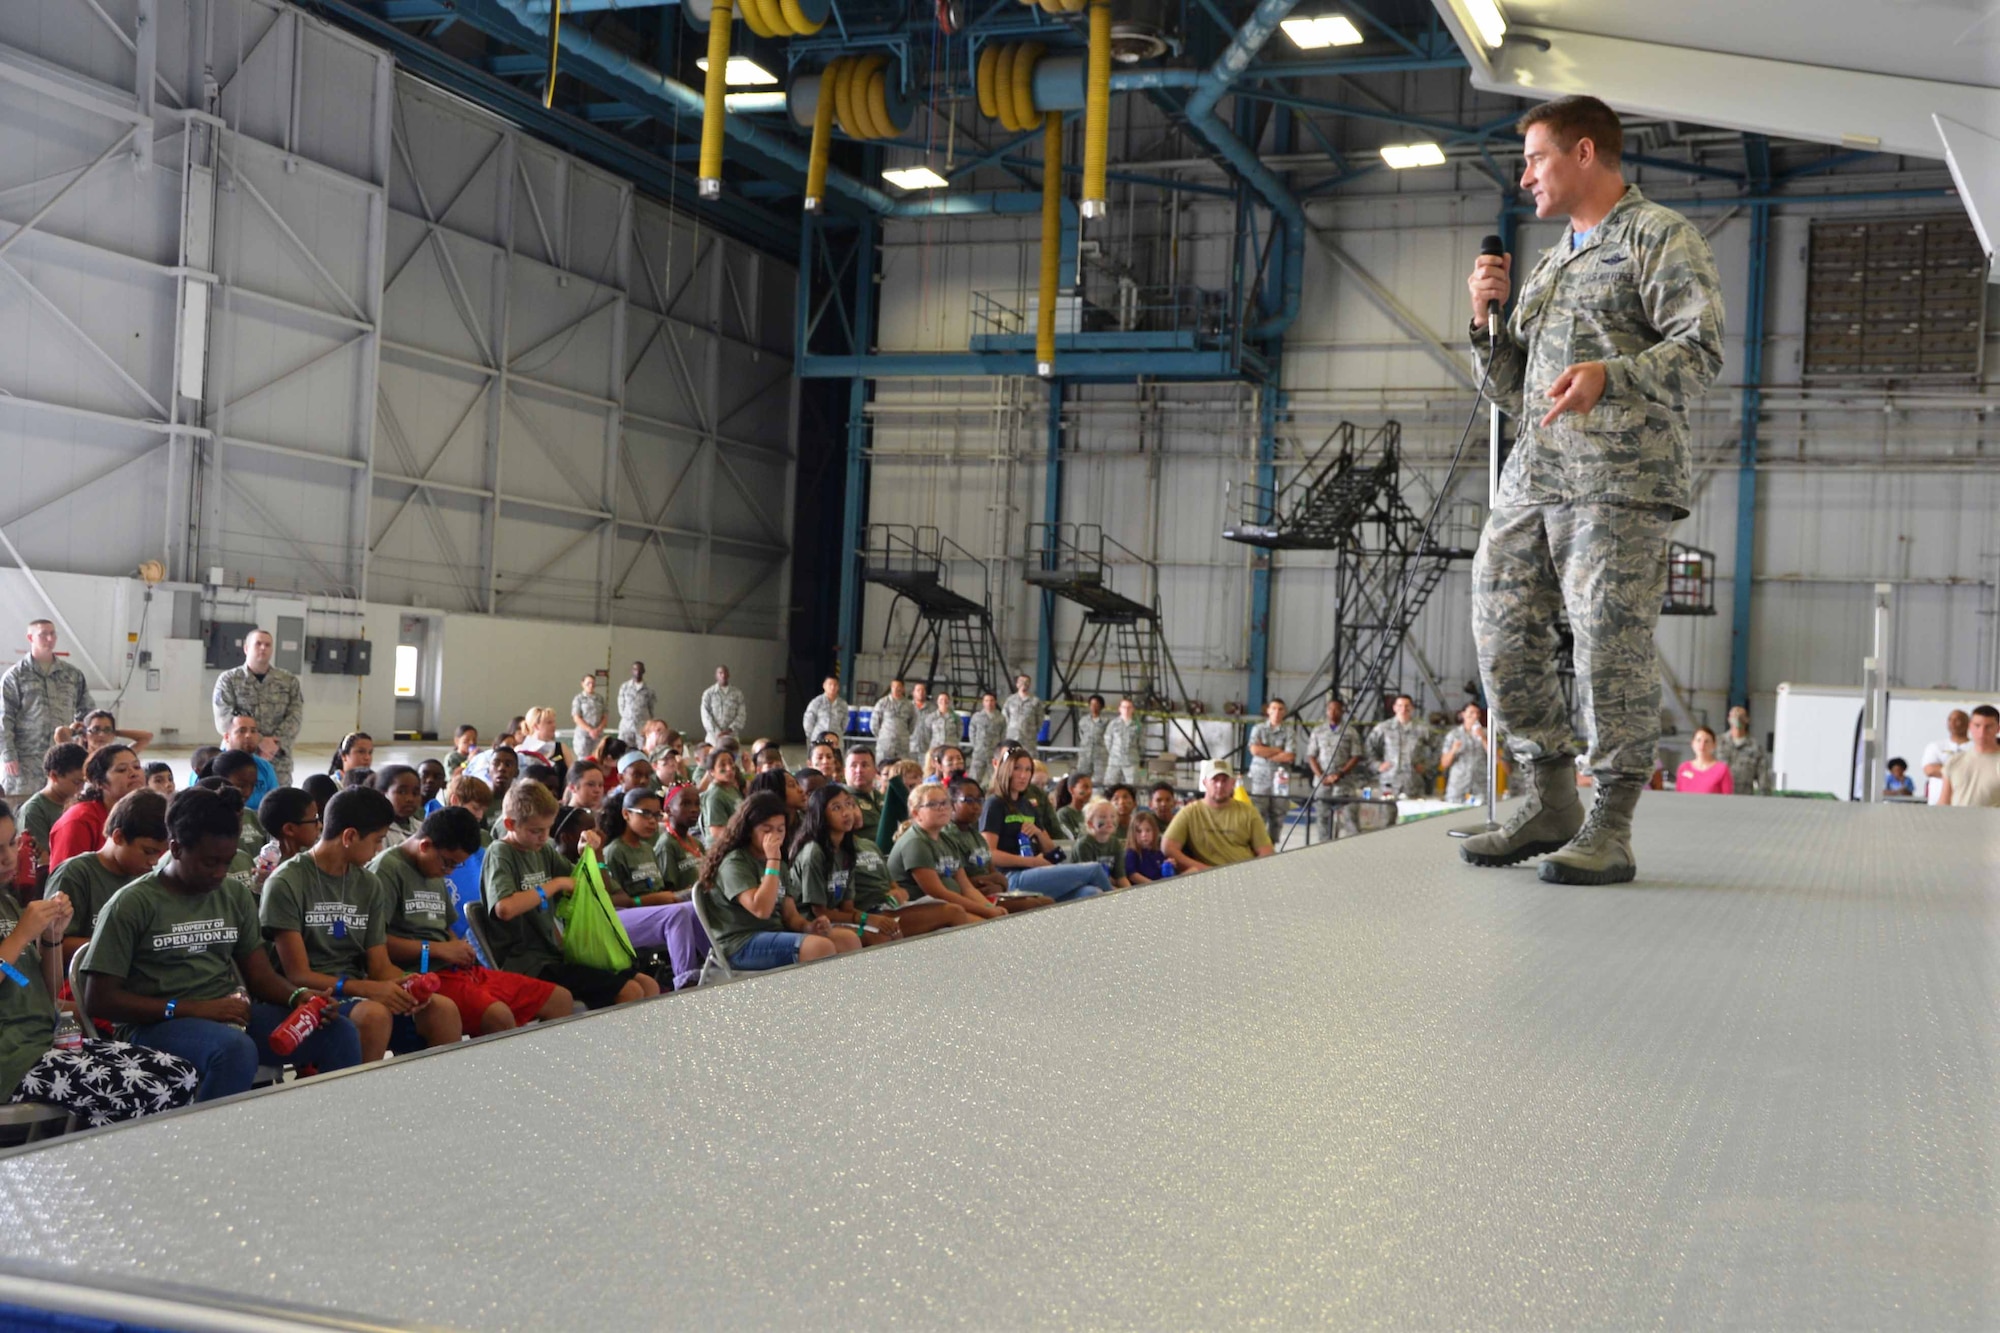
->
[53,789,169,962]
[82,787,363,1100]
[262,788,459,1061]
[20,741,87,854]
[418,758,448,811]
[255,786,322,892]
[482,778,659,1010]
[445,725,478,777]
[373,806,574,1036]
[144,761,176,797]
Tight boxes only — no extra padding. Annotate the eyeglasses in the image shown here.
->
[85,725,114,736]
[952,793,981,803]
[913,801,950,812]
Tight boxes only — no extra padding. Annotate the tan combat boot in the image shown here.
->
[1538,780,1643,885]
[1458,755,1583,867]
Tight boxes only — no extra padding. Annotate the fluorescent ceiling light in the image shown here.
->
[695,56,778,86]
[1279,14,1364,49]
[883,166,949,190]
[1463,0,1506,48]
[724,91,788,112]
[1380,142,1447,169]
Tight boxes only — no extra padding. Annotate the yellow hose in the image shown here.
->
[699,0,732,198]
[1009,42,1043,133]
[1037,110,1062,378]
[805,58,837,212]
[1082,0,1111,219]
[975,44,1000,120]
[993,43,1020,132]
[777,0,824,35]
[739,0,776,39]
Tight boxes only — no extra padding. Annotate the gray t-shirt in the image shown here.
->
[259,854,387,980]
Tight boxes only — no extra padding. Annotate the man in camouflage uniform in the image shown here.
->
[906,683,932,763]
[1,619,95,798]
[211,627,304,786]
[1458,95,1725,885]
[1246,697,1309,827]
[1100,697,1145,787]
[802,675,849,746]
[700,665,746,744]
[1002,674,1044,758]
[1716,705,1769,796]
[967,690,1005,781]
[869,679,916,766]
[617,661,657,746]
[1307,696,1369,839]
[913,691,960,768]
[1072,694,1110,780]
[570,673,606,757]
[1367,694,1434,798]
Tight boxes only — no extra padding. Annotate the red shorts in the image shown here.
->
[434,966,559,1028]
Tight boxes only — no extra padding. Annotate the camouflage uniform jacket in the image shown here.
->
[617,680,657,743]
[1103,716,1144,771]
[1367,717,1434,796]
[571,691,605,755]
[911,706,960,763]
[1308,720,1369,791]
[211,666,304,765]
[967,708,1004,777]
[1073,713,1111,774]
[1,658,94,786]
[802,695,849,745]
[1002,693,1045,750]
[1246,720,1310,795]
[870,695,916,761]
[700,684,745,741]
[1716,729,1769,796]
[1471,186,1725,520]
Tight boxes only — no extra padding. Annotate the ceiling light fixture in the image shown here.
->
[1462,0,1506,49]
[695,56,779,86]
[1279,14,1364,49]
[1380,142,1447,169]
[883,166,950,190]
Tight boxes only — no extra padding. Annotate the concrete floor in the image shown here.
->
[0,794,1993,1329]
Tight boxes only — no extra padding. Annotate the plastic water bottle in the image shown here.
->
[1018,832,1035,859]
[401,972,442,1002]
[52,1012,83,1053]
[1157,860,1176,879]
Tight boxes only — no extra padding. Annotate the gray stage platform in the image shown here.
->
[0,796,1993,1330]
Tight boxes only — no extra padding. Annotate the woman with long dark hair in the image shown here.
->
[327,732,373,779]
[788,785,970,945]
[977,747,1112,902]
[696,792,851,972]
[47,743,145,871]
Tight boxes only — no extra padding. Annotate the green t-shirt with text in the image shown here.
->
[260,853,387,979]
[1074,832,1126,880]
[653,829,703,892]
[481,839,571,977]
[0,894,55,1097]
[17,792,66,855]
[885,826,945,897]
[370,845,455,946]
[46,853,135,941]
[703,847,783,961]
[700,783,742,831]
[603,838,665,902]
[850,837,897,910]
[940,823,993,878]
[83,872,261,1034]
[787,840,851,909]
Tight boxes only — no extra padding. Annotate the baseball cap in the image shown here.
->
[1201,759,1235,782]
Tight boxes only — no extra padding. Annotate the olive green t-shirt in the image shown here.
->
[369,845,455,947]
[885,826,946,897]
[703,848,783,961]
[1073,832,1127,880]
[17,792,66,855]
[1054,806,1087,840]
[787,840,851,909]
[1163,798,1273,867]
[237,810,267,864]
[0,894,56,1097]
[83,872,262,1033]
[653,829,703,892]
[481,839,571,977]
[225,847,260,901]
[850,837,897,911]
[603,838,666,902]
[700,783,742,831]
[940,823,995,878]
[260,854,387,980]
[46,853,135,941]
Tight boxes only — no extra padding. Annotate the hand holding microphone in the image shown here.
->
[1468,233,1510,332]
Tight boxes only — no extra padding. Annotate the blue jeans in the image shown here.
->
[1006,864,1110,901]
[728,932,806,972]
[130,1002,363,1101]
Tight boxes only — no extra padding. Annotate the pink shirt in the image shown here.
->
[1675,760,1734,794]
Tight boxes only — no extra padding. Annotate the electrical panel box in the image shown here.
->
[345,639,373,676]
[204,621,257,669]
[310,637,348,674]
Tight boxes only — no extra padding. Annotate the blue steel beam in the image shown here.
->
[837,215,880,694]
[797,350,1250,378]
[1247,383,1279,708]
[1036,384,1064,701]
[1728,135,1773,710]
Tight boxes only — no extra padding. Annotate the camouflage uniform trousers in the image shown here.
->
[1472,501,1674,784]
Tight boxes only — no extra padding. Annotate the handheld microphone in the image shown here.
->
[1479,233,1506,333]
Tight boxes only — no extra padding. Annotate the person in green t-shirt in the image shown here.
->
[1052,774,1093,841]
[700,747,744,843]
[1070,798,1131,889]
[653,783,705,893]
[698,791,844,971]
[599,789,682,906]
[943,778,1051,912]
[55,788,168,965]
[791,785,975,946]
[842,748,884,839]
[372,806,573,1036]
[1162,761,1275,869]
[254,786,323,895]
[482,777,660,1010]
[18,741,86,878]
[83,787,364,1101]
[886,787,1007,923]
[192,779,263,903]
[263,787,458,1062]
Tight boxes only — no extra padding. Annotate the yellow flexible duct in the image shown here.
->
[777,0,823,33]
[993,43,1021,132]
[975,44,1001,120]
[1009,42,1043,133]
[698,0,732,198]
[804,58,837,212]
[1037,110,1062,378]
[739,0,776,39]
[1081,0,1111,219]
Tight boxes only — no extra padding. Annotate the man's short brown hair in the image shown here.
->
[1517,94,1624,164]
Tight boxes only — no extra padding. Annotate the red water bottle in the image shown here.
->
[401,972,441,1002]
[267,994,331,1057]
[12,833,35,896]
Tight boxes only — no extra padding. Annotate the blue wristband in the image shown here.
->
[334,976,346,998]
[535,886,549,911]
[419,943,430,973]
[0,960,29,989]
[163,998,178,1019]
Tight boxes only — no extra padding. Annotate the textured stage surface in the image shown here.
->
[0,796,1993,1330]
